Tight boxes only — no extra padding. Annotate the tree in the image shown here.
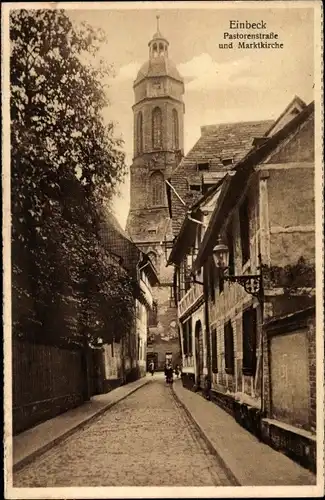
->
[10,9,136,345]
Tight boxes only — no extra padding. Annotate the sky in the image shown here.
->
[68,3,315,228]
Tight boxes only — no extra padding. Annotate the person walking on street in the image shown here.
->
[148,360,155,376]
[165,364,173,384]
[175,364,180,378]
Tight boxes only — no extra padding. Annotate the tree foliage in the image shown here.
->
[11,9,135,344]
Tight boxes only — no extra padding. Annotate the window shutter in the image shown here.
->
[242,307,257,376]
[224,321,234,375]
[211,328,218,373]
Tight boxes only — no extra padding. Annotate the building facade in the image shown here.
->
[169,97,316,471]
[125,22,184,369]
[99,210,159,388]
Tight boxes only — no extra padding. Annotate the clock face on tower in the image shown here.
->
[151,79,163,97]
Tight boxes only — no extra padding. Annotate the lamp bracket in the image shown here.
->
[223,274,262,298]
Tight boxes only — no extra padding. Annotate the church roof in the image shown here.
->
[169,119,274,234]
[134,56,183,85]
[151,30,168,42]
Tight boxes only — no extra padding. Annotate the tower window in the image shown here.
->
[150,171,164,206]
[153,43,158,58]
[172,109,179,150]
[159,43,164,54]
[152,107,162,149]
[137,112,143,154]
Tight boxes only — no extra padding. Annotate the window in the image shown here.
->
[182,323,188,355]
[197,162,210,171]
[149,300,158,327]
[137,112,143,154]
[189,184,201,192]
[169,285,176,308]
[239,196,250,265]
[184,257,192,293]
[150,171,164,206]
[211,328,218,373]
[182,319,193,356]
[152,107,162,149]
[224,320,235,375]
[172,109,179,150]
[173,268,179,305]
[222,158,233,167]
[242,307,257,376]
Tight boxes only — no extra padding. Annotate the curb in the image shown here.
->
[171,382,241,486]
[13,378,151,473]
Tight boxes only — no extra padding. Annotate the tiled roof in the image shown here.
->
[134,57,183,85]
[99,209,141,277]
[192,101,314,272]
[170,119,274,235]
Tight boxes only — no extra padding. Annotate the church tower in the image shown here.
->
[126,18,185,369]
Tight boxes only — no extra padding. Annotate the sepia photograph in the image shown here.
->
[2,1,324,498]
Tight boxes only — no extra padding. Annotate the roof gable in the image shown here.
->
[264,95,307,137]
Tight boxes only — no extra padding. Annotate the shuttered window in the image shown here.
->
[211,328,218,373]
[182,319,193,356]
[242,307,257,376]
[224,321,235,375]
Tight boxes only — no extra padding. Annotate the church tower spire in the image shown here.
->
[125,20,185,370]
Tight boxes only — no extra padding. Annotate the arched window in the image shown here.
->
[172,109,179,150]
[152,107,162,149]
[150,171,164,206]
[153,43,158,58]
[137,112,143,154]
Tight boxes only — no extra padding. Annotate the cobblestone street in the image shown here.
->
[13,376,235,487]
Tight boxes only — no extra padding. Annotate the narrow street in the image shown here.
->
[13,375,235,487]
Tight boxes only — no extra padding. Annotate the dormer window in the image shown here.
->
[189,184,201,192]
[148,229,157,235]
[221,158,233,167]
[197,162,210,171]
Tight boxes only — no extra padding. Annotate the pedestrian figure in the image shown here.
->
[165,364,173,384]
[175,364,180,378]
[148,360,155,376]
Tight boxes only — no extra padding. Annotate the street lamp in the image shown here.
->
[212,242,263,302]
